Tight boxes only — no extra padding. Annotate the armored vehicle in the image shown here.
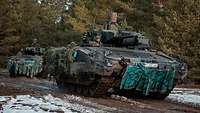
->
[51,44,187,98]
[52,12,187,98]
[7,47,46,78]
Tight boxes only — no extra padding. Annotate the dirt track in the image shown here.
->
[0,69,200,113]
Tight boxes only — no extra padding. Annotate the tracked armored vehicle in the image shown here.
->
[52,46,187,98]
[7,47,46,78]
[52,12,187,98]
[51,30,187,98]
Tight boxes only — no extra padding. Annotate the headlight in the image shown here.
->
[181,66,185,70]
[107,62,112,67]
[106,59,112,67]
[144,63,158,68]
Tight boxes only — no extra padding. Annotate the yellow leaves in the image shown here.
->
[73,2,92,21]
[154,0,200,79]
[111,0,134,12]
[65,0,136,32]
[64,1,94,32]
[153,15,164,29]
[66,16,87,32]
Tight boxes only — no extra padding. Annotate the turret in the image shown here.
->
[81,12,150,49]
[100,30,150,49]
[81,29,150,50]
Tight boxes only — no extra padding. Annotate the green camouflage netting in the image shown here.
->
[7,56,43,77]
[120,63,175,95]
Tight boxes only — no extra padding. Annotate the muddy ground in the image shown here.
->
[0,69,200,113]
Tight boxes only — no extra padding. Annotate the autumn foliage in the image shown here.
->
[0,0,199,80]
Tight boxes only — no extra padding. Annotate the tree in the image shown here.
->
[153,0,200,80]
[0,0,81,66]
[64,0,134,32]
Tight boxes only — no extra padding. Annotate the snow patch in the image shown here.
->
[64,94,117,112]
[0,94,116,113]
[110,95,155,110]
[0,96,12,102]
[167,94,200,108]
[172,88,200,95]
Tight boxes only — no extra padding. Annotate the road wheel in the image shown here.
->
[76,85,82,94]
[68,84,75,92]
[151,92,170,100]
[56,80,65,89]
[88,84,97,97]
[83,86,89,96]
[156,93,169,100]
[10,73,16,77]
[56,73,65,89]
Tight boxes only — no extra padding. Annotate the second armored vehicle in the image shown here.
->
[7,47,46,78]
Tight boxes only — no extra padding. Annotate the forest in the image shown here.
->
[0,0,199,81]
